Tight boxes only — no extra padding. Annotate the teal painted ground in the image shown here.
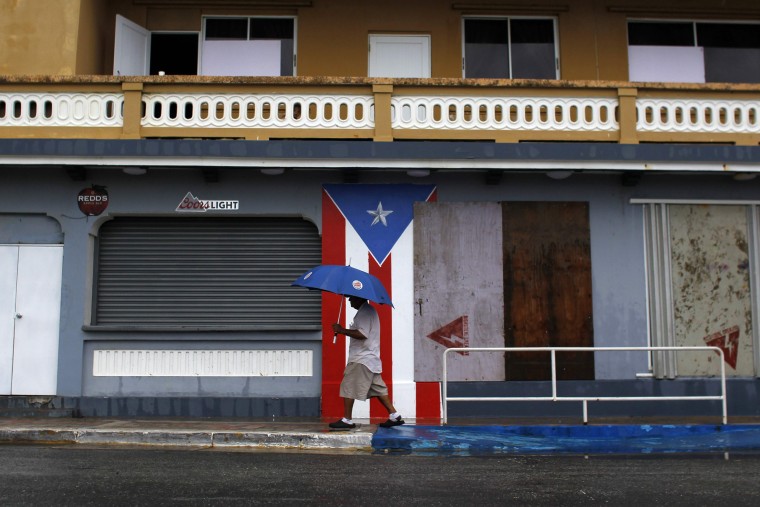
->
[372,424,760,455]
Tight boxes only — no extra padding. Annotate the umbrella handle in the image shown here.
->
[333,297,343,344]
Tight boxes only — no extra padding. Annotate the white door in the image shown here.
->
[114,14,150,76]
[369,35,431,78]
[0,247,18,393]
[0,246,63,395]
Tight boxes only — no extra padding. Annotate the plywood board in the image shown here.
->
[503,202,595,380]
[670,205,754,376]
[414,202,505,381]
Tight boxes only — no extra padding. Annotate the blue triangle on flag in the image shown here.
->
[324,184,436,265]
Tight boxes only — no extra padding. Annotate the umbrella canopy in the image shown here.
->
[292,264,393,307]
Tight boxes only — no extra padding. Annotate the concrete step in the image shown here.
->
[0,397,75,418]
[0,407,75,418]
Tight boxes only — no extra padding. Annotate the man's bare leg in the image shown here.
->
[343,397,355,420]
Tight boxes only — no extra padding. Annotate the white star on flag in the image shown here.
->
[367,201,393,226]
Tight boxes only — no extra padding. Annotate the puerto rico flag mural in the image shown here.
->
[322,184,441,421]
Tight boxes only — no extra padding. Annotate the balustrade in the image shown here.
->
[1,79,759,145]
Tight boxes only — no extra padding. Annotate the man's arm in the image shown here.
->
[332,323,367,340]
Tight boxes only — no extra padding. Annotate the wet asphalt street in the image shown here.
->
[1,444,760,506]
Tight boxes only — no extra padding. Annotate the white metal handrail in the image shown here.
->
[442,346,727,425]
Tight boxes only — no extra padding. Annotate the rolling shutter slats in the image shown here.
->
[95,217,321,326]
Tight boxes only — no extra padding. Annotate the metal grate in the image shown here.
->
[95,217,321,327]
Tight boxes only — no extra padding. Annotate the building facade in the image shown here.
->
[2,0,760,420]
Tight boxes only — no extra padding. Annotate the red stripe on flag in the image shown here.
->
[416,188,441,419]
[416,382,442,421]
[369,252,393,421]
[321,189,346,419]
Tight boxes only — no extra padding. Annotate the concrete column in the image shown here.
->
[121,82,143,139]
[618,87,639,145]
[372,83,393,142]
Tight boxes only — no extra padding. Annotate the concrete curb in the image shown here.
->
[212,431,373,450]
[0,427,373,451]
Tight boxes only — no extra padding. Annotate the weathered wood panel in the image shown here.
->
[503,202,595,380]
[669,204,754,376]
[414,202,505,381]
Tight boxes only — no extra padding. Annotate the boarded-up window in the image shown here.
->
[670,205,754,376]
[414,201,594,382]
[645,203,758,378]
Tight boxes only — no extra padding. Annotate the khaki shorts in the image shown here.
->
[339,362,388,401]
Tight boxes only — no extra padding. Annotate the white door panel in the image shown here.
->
[11,247,62,395]
[369,35,431,78]
[0,246,62,395]
[0,246,19,394]
[114,14,150,76]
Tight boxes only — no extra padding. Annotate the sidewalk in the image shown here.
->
[0,417,374,451]
[3,416,760,454]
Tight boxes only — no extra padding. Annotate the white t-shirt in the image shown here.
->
[347,302,382,373]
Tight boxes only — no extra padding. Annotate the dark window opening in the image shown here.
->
[697,23,760,49]
[464,17,557,80]
[250,18,294,40]
[628,22,695,46]
[205,18,248,40]
[150,33,199,75]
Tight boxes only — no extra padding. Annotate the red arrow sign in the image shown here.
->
[427,316,469,356]
[704,325,740,370]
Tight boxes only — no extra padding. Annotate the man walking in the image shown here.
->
[329,295,404,430]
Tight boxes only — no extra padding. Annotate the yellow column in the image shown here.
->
[121,82,143,139]
[372,83,393,142]
[618,87,639,144]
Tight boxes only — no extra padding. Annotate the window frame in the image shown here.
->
[461,15,560,80]
[200,15,298,76]
[627,18,760,83]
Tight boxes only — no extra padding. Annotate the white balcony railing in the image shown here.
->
[1,80,759,144]
[141,93,375,130]
[637,98,760,134]
[0,92,123,127]
[392,96,619,132]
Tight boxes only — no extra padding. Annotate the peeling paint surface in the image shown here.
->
[670,205,754,376]
[413,202,505,381]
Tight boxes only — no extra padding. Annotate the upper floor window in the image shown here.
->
[463,17,558,79]
[628,20,760,83]
[201,17,296,76]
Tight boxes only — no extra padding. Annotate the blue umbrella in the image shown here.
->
[292,264,394,307]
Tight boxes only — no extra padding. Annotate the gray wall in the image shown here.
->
[2,165,759,396]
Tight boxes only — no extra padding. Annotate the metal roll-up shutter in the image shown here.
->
[95,217,321,328]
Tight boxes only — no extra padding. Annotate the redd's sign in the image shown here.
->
[77,185,109,216]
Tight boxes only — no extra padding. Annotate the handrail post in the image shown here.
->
[551,349,557,400]
[720,349,728,425]
[442,348,448,424]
